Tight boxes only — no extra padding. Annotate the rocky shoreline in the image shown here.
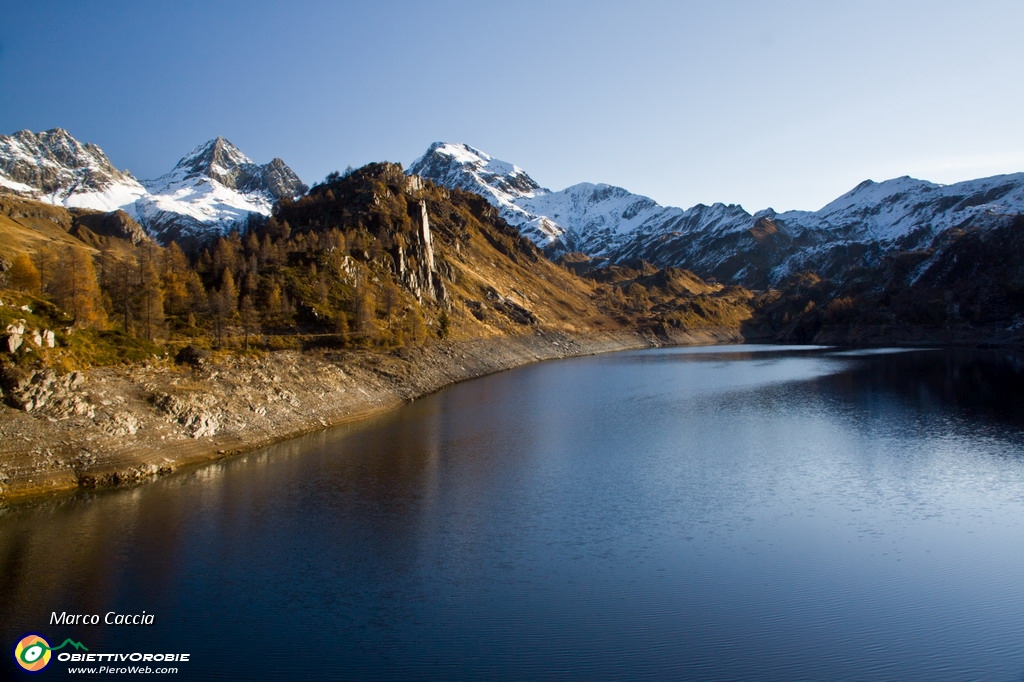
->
[0,327,742,504]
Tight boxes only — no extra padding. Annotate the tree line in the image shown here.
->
[3,216,429,353]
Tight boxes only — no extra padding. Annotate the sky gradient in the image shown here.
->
[2,0,1022,212]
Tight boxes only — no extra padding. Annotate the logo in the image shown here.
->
[13,635,88,672]
[14,635,50,672]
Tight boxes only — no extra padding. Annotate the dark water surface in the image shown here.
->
[3,345,1024,680]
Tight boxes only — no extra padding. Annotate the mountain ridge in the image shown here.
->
[4,129,1024,293]
[0,129,307,249]
[408,142,1024,288]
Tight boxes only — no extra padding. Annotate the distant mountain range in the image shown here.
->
[0,129,307,248]
[3,129,1023,293]
[409,142,1024,288]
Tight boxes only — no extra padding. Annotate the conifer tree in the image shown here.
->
[334,307,350,344]
[139,253,165,342]
[211,234,242,278]
[161,242,192,317]
[8,252,41,295]
[35,248,58,296]
[244,230,260,259]
[406,308,428,347]
[353,279,377,346]
[212,268,239,344]
[185,271,208,314]
[239,294,259,350]
[53,248,106,328]
[219,268,239,311]
[100,250,136,333]
[381,279,402,336]
[264,282,284,328]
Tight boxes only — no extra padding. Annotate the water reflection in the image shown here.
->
[823,348,1024,431]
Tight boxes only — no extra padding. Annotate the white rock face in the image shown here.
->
[420,200,435,296]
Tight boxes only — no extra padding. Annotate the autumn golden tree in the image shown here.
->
[52,248,107,328]
[353,279,378,346]
[211,234,243,276]
[211,267,239,344]
[161,241,193,317]
[405,308,428,347]
[264,281,283,319]
[35,248,58,295]
[99,250,136,333]
[138,249,165,342]
[239,294,259,350]
[7,252,42,295]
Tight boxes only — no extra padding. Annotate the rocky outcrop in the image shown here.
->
[1,368,92,417]
[481,286,539,325]
[420,200,436,295]
[240,156,308,201]
[403,198,450,305]
[71,208,149,245]
[3,320,57,355]
[4,322,25,353]
[153,392,222,439]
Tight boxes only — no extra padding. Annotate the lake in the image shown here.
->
[3,345,1024,680]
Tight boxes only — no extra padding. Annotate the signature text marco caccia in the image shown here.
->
[51,611,155,626]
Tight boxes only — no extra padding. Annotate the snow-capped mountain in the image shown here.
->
[0,129,307,247]
[0,128,147,211]
[409,142,1024,287]
[752,174,1024,283]
[6,129,1023,289]
[138,137,308,245]
[408,143,564,246]
[407,142,752,257]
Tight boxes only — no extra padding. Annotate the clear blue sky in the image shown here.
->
[2,0,1022,212]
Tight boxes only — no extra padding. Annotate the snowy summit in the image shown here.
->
[0,129,307,247]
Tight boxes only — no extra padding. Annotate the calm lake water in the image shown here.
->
[3,345,1024,680]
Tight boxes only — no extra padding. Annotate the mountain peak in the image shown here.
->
[408,141,557,245]
[410,141,545,200]
[38,127,74,141]
[417,142,534,184]
[0,127,145,208]
[137,136,308,245]
[171,136,253,182]
[819,175,940,215]
[150,137,306,199]
[423,141,494,165]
